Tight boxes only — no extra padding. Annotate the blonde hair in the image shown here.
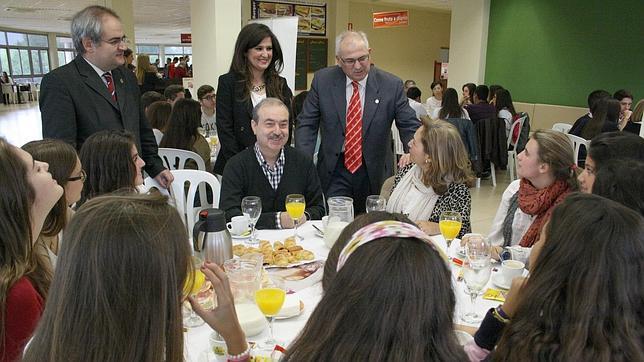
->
[419,119,475,194]
[135,54,151,85]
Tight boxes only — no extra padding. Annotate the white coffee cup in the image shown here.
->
[507,246,530,264]
[227,215,249,235]
[501,260,525,285]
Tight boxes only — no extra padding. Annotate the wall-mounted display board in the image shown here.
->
[252,0,327,36]
[294,37,328,90]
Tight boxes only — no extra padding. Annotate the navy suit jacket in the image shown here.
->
[295,66,420,193]
[40,56,164,177]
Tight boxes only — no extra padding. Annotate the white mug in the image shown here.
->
[227,215,249,235]
[501,260,525,285]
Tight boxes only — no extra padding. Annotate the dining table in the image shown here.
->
[184,221,505,361]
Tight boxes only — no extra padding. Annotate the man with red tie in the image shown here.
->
[40,5,173,187]
[296,31,419,213]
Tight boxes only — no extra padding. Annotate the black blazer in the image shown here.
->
[213,71,293,175]
[40,56,165,177]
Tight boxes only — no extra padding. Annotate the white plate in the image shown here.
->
[491,270,511,290]
[275,294,304,319]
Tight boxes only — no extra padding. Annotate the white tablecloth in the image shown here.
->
[185,222,502,361]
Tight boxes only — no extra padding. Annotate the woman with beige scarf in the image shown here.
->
[386,119,475,238]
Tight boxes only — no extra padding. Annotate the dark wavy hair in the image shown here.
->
[159,98,202,151]
[145,100,172,132]
[582,97,620,140]
[23,193,191,362]
[284,212,466,361]
[588,131,644,171]
[493,193,644,361]
[78,130,137,206]
[593,159,644,216]
[229,23,286,103]
[438,87,464,119]
[0,138,51,351]
[22,139,79,237]
[495,88,516,116]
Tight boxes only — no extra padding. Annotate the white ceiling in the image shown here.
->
[0,0,451,45]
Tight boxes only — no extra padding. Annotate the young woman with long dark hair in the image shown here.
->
[0,138,63,361]
[214,23,293,174]
[159,98,211,171]
[436,87,470,120]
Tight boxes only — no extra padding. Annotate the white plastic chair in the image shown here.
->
[506,116,528,181]
[552,123,572,134]
[169,169,221,237]
[158,147,205,171]
[566,133,590,166]
[138,176,170,196]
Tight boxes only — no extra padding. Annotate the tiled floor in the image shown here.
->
[0,102,508,236]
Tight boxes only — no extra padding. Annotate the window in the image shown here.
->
[56,36,75,67]
[1,31,50,80]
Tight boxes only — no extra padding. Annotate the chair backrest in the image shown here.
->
[158,147,205,171]
[552,123,572,134]
[507,115,528,149]
[1,83,15,95]
[169,169,221,236]
[380,175,395,200]
[566,133,590,166]
[138,176,170,196]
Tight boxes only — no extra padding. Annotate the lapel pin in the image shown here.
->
[120,78,124,84]
[375,99,380,104]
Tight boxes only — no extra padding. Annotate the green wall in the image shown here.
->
[485,0,643,107]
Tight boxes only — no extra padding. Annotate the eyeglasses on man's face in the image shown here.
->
[102,36,130,47]
[68,169,86,182]
[201,94,216,101]
[339,54,370,66]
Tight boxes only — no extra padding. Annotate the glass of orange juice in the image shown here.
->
[439,211,462,249]
[183,257,210,328]
[255,280,286,349]
[285,194,305,240]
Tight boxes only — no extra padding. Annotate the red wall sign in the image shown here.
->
[181,33,192,44]
[372,10,409,29]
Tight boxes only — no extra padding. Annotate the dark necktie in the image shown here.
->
[102,72,117,102]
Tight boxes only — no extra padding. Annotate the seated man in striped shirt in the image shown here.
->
[220,98,325,229]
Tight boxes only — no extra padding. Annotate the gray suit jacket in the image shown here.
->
[40,56,164,177]
[295,66,420,193]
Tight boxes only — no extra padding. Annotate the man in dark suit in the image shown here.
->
[40,5,173,187]
[296,31,420,214]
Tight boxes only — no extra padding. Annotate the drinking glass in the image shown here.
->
[255,278,286,350]
[285,194,305,240]
[461,234,492,323]
[183,256,211,328]
[439,211,462,249]
[242,196,262,245]
[365,195,387,213]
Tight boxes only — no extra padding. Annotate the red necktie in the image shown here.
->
[102,72,117,102]
[344,81,362,173]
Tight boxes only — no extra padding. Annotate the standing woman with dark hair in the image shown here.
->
[0,138,63,361]
[160,98,212,171]
[22,139,85,269]
[461,83,476,106]
[495,88,517,137]
[214,23,293,175]
[435,87,470,120]
[425,81,443,116]
[78,130,146,207]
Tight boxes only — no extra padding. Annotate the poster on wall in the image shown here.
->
[372,10,409,29]
[252,0,326,36]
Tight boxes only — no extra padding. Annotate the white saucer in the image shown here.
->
[230,232,251,240]
[491,270,512,290]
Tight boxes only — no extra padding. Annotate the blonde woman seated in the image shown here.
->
[487,130,576,252]
[386,119,475,237]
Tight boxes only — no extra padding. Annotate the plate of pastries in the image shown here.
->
[233,236,316,268]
